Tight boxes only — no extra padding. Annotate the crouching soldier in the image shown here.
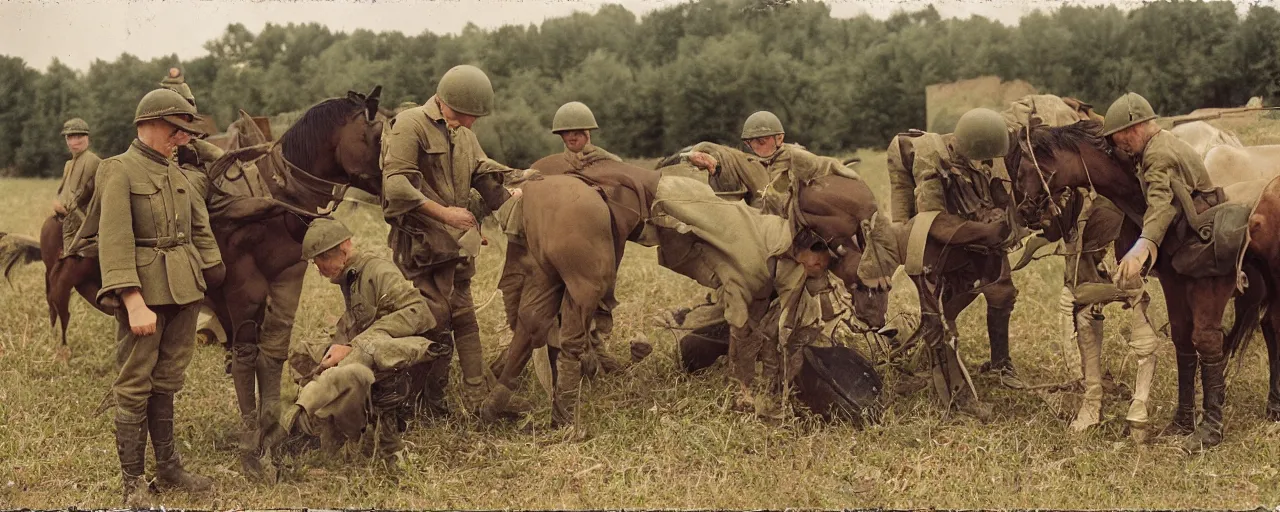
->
[266,219,452,465]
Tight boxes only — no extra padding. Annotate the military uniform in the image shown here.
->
[97,88,219,505]
[687,142,770,208]
[56,119,101,258]
[381,66,516,411]
[281,222,449,461]
[886,108,1021,414]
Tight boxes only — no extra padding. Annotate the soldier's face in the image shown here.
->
[795,246,832,277]
[745,135,782,158]
[313,242,352,279]
[560,130,590,153]
[1110,124,1147,156]
[440,102,478,130]
[65,134,89,154]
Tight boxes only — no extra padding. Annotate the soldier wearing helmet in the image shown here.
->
[264,218,452,467]
[158,67,224,191]
[884,108,1024,418]
[733,110,890,419]
[54,118,101,258]
[95,88,223,506]
[529,101,622,174]
[380,64,521,414]
[1100,91,1224,452]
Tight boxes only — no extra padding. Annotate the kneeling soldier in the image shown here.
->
[269,218,452,464]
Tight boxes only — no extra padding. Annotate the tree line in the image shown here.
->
[2,0,1279,177]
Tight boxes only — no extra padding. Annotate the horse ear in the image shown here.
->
[368,85,382,101]
[347,90,364,103]
[365,86,382,121]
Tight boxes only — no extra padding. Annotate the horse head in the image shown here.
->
[1008,120,1137,231]
[277,85,385,205]
[795,174,889,329]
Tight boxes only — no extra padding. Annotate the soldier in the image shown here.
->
[680,142,770,208]
[96,88,222,505]
[1102,92,1224,452]
[380,64,520,414]
[54,118,101,258]
[266,218,451,465]
[529,101,622,174]
[737,110,884,417]
[885,108,1023,416]
[1001,94,1159,438]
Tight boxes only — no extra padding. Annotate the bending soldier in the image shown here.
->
[267,218,452,465]
[54,118,101,259]
[1102,92,1225,452]
[381,64,520,414]
[886,108,1023,417]
[97,88,222,505]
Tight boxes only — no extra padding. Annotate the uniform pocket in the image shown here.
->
[128,181,161,239]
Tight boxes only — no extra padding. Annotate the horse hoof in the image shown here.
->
[1126,422,1150,445]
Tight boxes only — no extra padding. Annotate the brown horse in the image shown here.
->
[483,160,890,424]
[1009,120,1280,450]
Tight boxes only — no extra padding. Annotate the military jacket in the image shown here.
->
[690,142,769,207]
[329,251,437,369]
[58,149,101,218]
[380,96,513,268]
[97,140,221,306]
[759,144,850,218]
[887,132,1005,222]
[1135,130,1217,245]
[529,144,623,175]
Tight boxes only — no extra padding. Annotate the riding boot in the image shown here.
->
[552,351,583,427]
[148,393,214,492]
[1070,311,1104,432]
[256,355,284,430]
[115,415,151,507]
[984,306,1025,389]
[1183,355,1227,453]
[1269,351,1280,421]
[1162,351,1199,436]
[417,356,453,418]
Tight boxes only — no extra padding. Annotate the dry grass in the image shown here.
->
[3,146,1280,510]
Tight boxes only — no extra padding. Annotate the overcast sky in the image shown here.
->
[2,0,1275,72]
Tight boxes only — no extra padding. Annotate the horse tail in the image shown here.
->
[0,232,43,283]
[1225,259,1268,362]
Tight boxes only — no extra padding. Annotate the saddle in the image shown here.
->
[1167,182,1250,280]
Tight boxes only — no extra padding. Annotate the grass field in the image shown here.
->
[2,144,1280,510]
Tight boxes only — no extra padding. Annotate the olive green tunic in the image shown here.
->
[56,149,101,257]
[1134,130,1217,246]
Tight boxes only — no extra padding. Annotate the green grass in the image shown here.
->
[2,148,1280,509]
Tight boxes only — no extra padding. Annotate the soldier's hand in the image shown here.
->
[688,151,718,174]
[52,200,67,216]
[508,188,523,200]
[120,289,157,336]
[320,344,353,368]
[439,206,478,230]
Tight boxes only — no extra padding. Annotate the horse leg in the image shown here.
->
[1159,277,1198,436]
[1264,302,1280,421]
[917,274,990,421]
[221,256,271,476]
[1182,277,1235,453]
[481,267,561,423]
[552,284,607,427]
[46,259,74,356]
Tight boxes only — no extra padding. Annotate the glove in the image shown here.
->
[1114,237,1158,290]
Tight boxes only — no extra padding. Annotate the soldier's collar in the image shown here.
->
[330,250,368,285]
[130,139,173,166]
[425,96,446,124]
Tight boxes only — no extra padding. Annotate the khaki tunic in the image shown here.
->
[95,139,222,421]
[689,142,770,208]
[759,144,848,219]
[97,140,222,307]
[889,132,1005,222]
[1135,130,1217,246]
[380,96,513,270]
[529,145,623,175]
[57,149,101,257]
[288,251,443,443]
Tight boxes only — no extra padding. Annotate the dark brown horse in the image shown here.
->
[1008,120,1280,450]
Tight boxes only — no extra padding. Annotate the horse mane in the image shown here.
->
[278,96,365,171]
[1027,119,1110,159]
